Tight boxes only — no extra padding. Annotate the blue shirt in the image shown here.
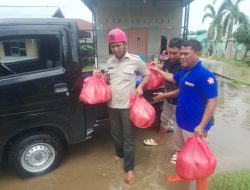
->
[173,61,218,132]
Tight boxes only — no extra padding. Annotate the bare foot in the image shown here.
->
[125,171,134,184]
[113,155,120,161]
[154,138,163,145]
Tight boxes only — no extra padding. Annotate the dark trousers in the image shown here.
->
[108,108,135,172]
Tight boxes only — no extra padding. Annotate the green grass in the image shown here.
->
[209,171,250,190]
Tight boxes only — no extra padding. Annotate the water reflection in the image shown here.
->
[217,77,250,130]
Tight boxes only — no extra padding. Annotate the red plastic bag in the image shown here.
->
[144,61,165,90]
[129,93,156,128]
[79,73,111,104]
[176,137,217,180]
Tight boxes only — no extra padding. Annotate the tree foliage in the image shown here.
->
[233,24,250,52]
[202,0,249,50]
[218,0,249,48]
[202,4,223,41]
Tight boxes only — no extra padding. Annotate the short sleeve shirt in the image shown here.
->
[105,52,150,109]
[162,60,182,105]
[173,61,218,132]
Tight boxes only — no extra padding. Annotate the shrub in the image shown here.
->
[79,43,95,69]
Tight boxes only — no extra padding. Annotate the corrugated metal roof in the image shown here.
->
[0,6,64,18]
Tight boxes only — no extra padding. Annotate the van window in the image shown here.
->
[0,35,61,78]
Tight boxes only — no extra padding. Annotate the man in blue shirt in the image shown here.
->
[156,39,218,162]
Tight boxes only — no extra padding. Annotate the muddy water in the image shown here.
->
[210,78,250,172]
[202,58,250,85]
[1,78,250,190]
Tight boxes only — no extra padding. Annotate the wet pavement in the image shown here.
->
[1,60,250,190]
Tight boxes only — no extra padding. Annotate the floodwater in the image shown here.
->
[1,71,250,190]
[209,78,250,172]
[202,58,250,85]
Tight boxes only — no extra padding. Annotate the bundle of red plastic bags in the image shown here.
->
[129,93,156,128]
[176,137,217,180]
[144,61,165,90]
[79,72,111,104]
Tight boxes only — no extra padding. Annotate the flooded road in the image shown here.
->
[202,58,250,85]
[210,78,250,172]
[1,74,250,190]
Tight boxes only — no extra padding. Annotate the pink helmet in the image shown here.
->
[108,28,127,44]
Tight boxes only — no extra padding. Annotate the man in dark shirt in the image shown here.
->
[144,38,183,160]
[208,43,213,59]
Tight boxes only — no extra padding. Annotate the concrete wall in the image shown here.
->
[94,0,183,63]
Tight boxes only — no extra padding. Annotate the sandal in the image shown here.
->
[167,126,174,133]
[125,171,134,184]
[170,153,178,164]
[143,138,159,146]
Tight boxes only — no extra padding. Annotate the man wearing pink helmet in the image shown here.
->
[106,28,150,184]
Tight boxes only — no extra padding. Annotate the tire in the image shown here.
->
[8,133,63,177]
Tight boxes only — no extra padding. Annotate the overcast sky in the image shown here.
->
[189,0,250,31]
[0,0,249,31]
[0,0,93,21]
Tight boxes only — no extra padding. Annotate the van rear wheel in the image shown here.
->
[8,133,63,177]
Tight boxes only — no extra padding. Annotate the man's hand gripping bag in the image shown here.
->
[176,137,217,180]
[144,61,165,90]
[129,93,156,128]
[79,73,111,104]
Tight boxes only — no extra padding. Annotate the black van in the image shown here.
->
[0,18,108,177]
[0,18,163,178]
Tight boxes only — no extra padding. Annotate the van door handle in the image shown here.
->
[54,83,68,93]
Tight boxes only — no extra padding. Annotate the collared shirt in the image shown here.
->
[105,52,150,109]
[162,59,182,105]
[173,60,218,132]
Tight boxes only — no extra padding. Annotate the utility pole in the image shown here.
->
[182,0,190,40]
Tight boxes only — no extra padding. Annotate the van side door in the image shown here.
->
[0,25,85,145]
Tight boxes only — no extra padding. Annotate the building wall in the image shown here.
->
[94,0,183,63]
[0,43,4,59]
[26,39,38,58]
[0,39,38,62]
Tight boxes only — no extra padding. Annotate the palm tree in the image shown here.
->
[202,4,223,41]
[218,0,249,48]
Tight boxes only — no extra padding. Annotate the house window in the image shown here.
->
[3,41,27,56]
